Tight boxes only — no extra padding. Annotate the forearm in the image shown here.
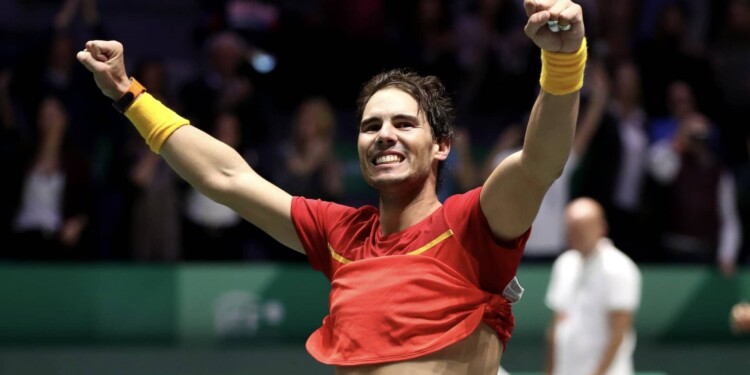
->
[521,91,578,185]
[545,321,556,375]
[593,311,633,375]
[519,36,586,186]
[717,171,741,264]
[593,328,626,375]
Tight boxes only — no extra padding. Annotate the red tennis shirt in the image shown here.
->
[291,187,529,366]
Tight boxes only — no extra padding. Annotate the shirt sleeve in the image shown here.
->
[606,259,641,312]
[717,170,741,264]
[444,187,530,293]
[291,196,352,278]
[545,253,570,311]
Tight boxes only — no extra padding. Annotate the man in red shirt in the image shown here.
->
[77,0,587,373]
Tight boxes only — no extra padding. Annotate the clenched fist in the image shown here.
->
[523,0,585,53]
[76,40,131,100]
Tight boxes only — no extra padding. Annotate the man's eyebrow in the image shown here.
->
[391,114,420,123]
[360,117,380,128]
[360,114,420,128]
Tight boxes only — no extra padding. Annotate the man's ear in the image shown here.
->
[434,139,451,161]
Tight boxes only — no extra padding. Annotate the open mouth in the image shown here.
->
[373,154,404,166]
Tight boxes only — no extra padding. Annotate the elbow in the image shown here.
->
[548,163,566,182]
[523,156,566,189]
[520,147,569,183]
[195,167,245,203]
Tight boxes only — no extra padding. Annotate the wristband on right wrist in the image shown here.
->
[539,37,588,95]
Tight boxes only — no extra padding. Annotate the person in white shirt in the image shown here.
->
[545,197,641,375]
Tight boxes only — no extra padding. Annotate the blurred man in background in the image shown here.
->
[545,197,641,375]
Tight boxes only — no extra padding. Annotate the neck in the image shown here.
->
[378,183,441,235]
[581,238,605,259]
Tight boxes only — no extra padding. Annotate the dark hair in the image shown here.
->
[355,69,455,191]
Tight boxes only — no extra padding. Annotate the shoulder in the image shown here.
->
[441,186,483,225]
[551,250,581,270]
[292,196,371,214]
[292,196,379,226]
[443,186,482,207]
[599,239,640,277]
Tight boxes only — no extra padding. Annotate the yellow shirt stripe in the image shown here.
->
[328,243,352,264]
[327,229,454,264]
[406,230,454,255]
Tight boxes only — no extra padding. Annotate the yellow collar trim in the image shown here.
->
[327,229,454,264]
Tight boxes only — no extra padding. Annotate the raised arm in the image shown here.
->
[480,0,586,241]
[76,40,304,253]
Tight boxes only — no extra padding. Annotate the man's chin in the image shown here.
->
[364,174,410,190]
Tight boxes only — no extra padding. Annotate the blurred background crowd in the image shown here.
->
[0,0,749,274]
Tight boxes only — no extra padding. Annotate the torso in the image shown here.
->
[334,323,502,375]
[292,189,526,367]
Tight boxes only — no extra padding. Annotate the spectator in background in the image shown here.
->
[711,0,750,166]
[648,80,698,144]
[390,0,460,96]
[634,0,722,121]
[736,134,750,265]
[453,0,538,120]
[272,96,343,202]
[261,96,344,262]
[438,126,479,202]
[179,30,272,150]
[7,0,132,260]
[648,111,742,276]
[0,67,24,259]
[9,0,109,156]
[11,96,93,260]
[546,197,641,375]
[637,0,711,55]
[572,59,652,261]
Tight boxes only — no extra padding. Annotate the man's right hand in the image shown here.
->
[731,302,750,333]
[76,40,131,100]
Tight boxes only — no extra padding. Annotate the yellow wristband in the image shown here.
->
[124,93,189,153]
[539,38,588,95]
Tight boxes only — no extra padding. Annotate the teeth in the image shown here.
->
[375,155,402,165]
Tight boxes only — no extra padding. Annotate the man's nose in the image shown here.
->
[376,123,397,145]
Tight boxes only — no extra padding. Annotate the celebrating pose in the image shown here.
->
[77,0,586,373]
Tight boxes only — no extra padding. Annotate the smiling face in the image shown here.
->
[358,88,448,193]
